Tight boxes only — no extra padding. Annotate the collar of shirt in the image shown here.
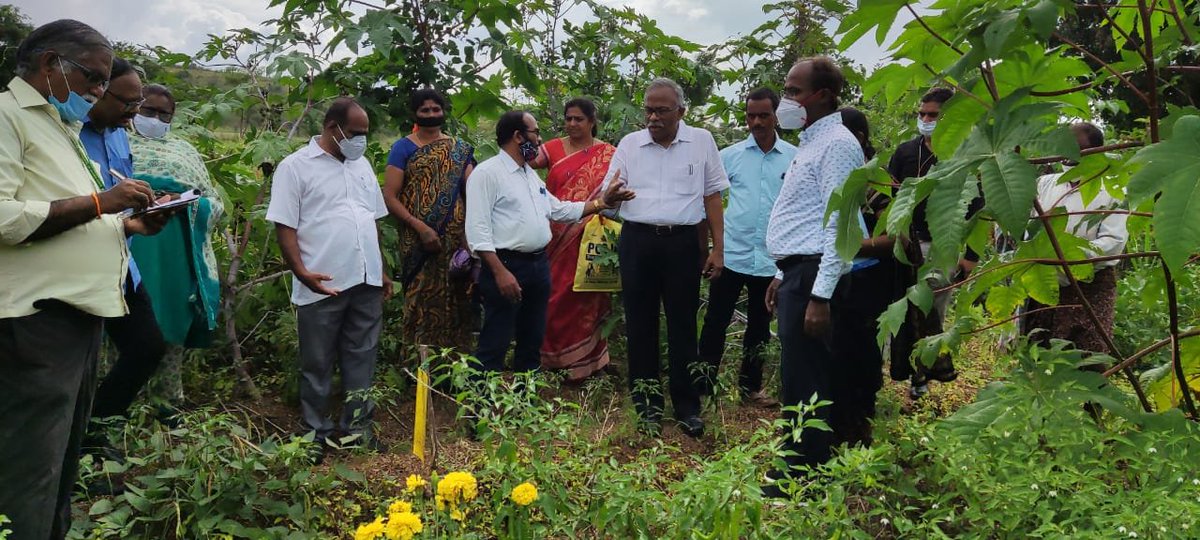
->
[496,148,533,175]
[635,122,696,147]
[9,77,54,111]
[800,113,843,145]
[741,134,787,155]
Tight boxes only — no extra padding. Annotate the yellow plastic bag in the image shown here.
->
[573,216,622,292]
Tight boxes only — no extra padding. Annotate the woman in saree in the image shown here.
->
[384,89,478,360]
[529,98,616,381]
[126,84,224,405]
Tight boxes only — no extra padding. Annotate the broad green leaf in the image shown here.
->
[1024,0,1060,40]
[1020,259,1059,305]
[983,10,1020,58]
[1147,335,1200,411]
[1128,116,1200,271]
[985,282,1026,321]
[924,158,978,271]
[828,153,891,261]
[932,92,989,160]
[876,297,909,347]
[980,151,1038,234]
[835,0,907,50]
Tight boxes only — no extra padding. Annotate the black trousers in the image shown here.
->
[775,259,848,469]
[0,301,102,540]
[92,283,167,420]
[830,265,888,446]
[618,222,702,422]
[697,268,774,394]
[475,251,551,373]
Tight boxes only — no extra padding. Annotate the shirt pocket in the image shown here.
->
[354,174,379,213]
[672,162,701,197]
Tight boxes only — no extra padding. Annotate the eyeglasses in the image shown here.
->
[59,56,110,92]
[917,111,940,119]
[782,87,802,99]
[644,107,677,118]
[138,105,174,123]
[523,128,541,136]
[105,90,145,112]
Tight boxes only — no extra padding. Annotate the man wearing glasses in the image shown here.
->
[78,57,169,456]
[466,110,633,377]
[885,87,971,400]
[599,78,730,437]
[0,20,167,540]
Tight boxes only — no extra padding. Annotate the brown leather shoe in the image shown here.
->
[742,390,780,408]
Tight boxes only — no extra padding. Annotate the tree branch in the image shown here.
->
[1138,0,1160,143]
[1027,141,1145,164]
[1105,329,1200,377]
[965,304,1082,336]
[905,2,963,55]
[1162,263,1198,417]
[1052,30,1151,104]
[1166,0,1196,45]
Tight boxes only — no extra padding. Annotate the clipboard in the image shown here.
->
[127,189,201,217]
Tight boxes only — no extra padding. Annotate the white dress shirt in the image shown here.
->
[601,122,730,225]
[466,150,585,253]
[1036,171,1128,285]
[266,137,388,306]
[766,113,865,299]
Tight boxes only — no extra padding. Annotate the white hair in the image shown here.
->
[646,77,686,109]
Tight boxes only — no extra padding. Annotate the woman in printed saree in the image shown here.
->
[127,84,224,403]
[529,98,616,381]
[384,89,478,358]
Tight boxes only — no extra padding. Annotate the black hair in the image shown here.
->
[14,19,111,77]
[800,56,845,107]
[496,110,530,146]
[409,88,447,113]
[110,57,134,80]
[142,84,174,106]
[323,97,362,128]
[745,87,780,110]
[1072,121,1105,149]
[921,87,954,105]
[839,107,875,160]
[564,97,598,137]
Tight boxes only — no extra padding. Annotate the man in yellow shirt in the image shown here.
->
[0,20,169,540]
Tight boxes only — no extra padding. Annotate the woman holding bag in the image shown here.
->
[384,89,478,359]
[529,98,616,381]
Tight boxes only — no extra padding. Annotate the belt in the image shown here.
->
[496,249,545,260]
[776,254,822,272]
[623,221,698,236]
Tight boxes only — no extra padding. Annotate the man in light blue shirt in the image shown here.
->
[697,88,795,407]
[79,58,169,437]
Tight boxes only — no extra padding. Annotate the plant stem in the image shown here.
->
[1104,329,1200,377]
[964,304,1082,336]
[1031,200,1152,411]
[1027,141,1144,164]
[1052,30,1151,104]
[1138,0,1160,143]
[1161,263,1198,417]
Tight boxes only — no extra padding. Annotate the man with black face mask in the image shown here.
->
[465,110,634,375]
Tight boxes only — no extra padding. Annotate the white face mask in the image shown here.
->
[776,98,807,130]
[133,114,171,139]
[917,118,937,137]
[337,125,368,161]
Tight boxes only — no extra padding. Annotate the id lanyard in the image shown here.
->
[51,109,106,192]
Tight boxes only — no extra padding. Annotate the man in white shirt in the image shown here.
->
[466,110,632,376]
[266,98,391,454]
[601,78,730,437]
[762,57,865,496]
[1024,122,1127,363]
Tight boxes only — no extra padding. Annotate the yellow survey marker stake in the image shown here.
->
[413,366,430,462]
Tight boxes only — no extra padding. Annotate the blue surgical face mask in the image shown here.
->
[47,60,94,124]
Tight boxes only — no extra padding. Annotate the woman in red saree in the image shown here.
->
[530,98,615,381]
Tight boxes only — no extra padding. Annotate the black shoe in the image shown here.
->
[678,415,705,438]
[81,475,127,497]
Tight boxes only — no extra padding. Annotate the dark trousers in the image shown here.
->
[475,251,551,373]
[697,269,774,394]
[775,260,848,469]
[0,301,102,540]
[93,283,167,419]
[830,265,888,446]
[618,222,702,422]
[296,284,384,440]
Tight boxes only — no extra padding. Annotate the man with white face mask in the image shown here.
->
[266,97,391,458]
[885,87,971,400]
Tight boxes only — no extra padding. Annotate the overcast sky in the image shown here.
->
[9,0,912,70]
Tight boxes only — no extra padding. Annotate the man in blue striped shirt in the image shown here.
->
[697,88,795,407]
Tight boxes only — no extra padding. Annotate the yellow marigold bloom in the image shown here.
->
[388,500,412,515]
[405,474,428,494]
[384,511,423,540]
[450,508,466,522]
[510,482,538,506]
[436,471,478,505]
[354,516,385,540]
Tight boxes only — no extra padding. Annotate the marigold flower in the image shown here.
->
[388,500,412,514]
[436,471,478,506]
[510,482,538,506]
[450,508,466,522]
[405,474,428,494]
[354,516,385,540]
[384,511,423,540]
